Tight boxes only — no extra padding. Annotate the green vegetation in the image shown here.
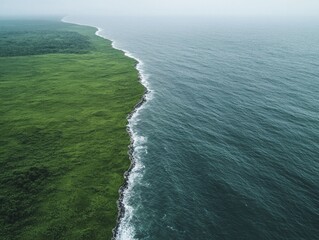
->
[0,20,92,56]
[0,19,144,239]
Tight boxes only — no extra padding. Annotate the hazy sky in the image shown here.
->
[1,0,319,17]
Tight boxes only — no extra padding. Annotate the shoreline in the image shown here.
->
[62,17,150,239]
[96,26,150,240]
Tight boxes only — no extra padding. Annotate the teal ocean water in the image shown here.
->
[68,17,319,239]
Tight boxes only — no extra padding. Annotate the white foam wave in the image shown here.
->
[62,17,152,240]
[100,30,151,240]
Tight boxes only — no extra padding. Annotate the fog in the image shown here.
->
[1,0,319,17]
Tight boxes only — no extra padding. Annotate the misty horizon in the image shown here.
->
[1,0,319,18]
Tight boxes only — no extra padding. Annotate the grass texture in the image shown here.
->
[0,19,144,239]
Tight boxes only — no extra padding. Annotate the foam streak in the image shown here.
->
[62,17,152,240]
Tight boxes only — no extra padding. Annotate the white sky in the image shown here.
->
[1,0,319,17]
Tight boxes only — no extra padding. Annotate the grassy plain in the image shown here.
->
[0,19,144,239]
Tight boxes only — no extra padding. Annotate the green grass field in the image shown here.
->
[0,19,144,239]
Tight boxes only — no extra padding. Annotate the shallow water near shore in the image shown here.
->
[68,16,319,240]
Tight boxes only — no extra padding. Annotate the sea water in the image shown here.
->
[67,16,319,240]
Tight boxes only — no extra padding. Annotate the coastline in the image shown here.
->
[96,26,150,240]
[96,27,150,240]
[63,18,151,239]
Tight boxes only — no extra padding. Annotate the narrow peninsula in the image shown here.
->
[0,19,144,239]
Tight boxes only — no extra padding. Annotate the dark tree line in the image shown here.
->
[0,30,92,57]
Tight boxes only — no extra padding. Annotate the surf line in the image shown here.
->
[96,27,151,240]
[62,17,151,240]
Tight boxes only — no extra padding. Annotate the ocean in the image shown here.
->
[67,16,319,240]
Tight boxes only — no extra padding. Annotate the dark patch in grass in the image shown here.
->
[0,166,50,226]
